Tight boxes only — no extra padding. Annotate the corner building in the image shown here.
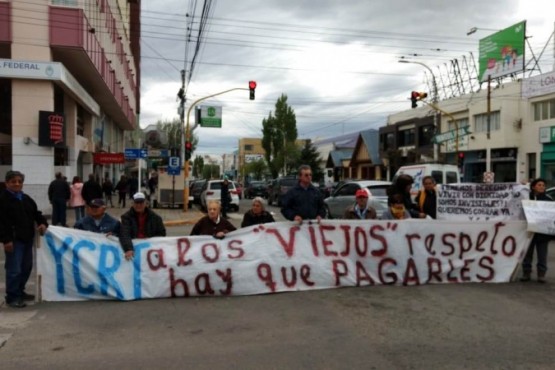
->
[0,0,140,211]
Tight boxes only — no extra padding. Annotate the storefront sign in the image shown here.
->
[93,152,125,164]
[38,110,65,147]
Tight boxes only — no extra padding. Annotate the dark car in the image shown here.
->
[267,176,298,206]
[245,181,268,199]
[191,179,206,204]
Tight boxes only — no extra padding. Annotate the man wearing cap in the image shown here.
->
[74,198,120,236]
[0,171,48,308]
[119,192,166,261]
[343,188,377,220]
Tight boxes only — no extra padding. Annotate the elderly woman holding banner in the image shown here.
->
[521,178,553,283]
[241,197,275,227]
[191,200,236,239]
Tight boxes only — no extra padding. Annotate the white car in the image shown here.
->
[200,180,240,212]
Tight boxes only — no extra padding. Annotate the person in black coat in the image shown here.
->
[220,178,231,218]
[0,171,48,308]
[82,174,103,205]
[521,178,553,283]
[48,171,70,226]
[241,197,275,227]
[388,174,420,218]
[414,175,437,219]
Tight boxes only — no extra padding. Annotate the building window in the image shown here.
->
[419,125,435,146]
[474,111,500,133]
[54,147,69,166]
[397,128,415,146]
[533,99,555,121]
[77,105,85,136]
[381,132,394,151]
[447,118,469,132]
[244,144,253,151]
[52,0,78,6]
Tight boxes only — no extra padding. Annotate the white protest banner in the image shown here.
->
[37,221,531,301]
[521,200,555,235]
[437,183,529,221]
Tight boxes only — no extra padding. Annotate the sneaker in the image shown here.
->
[520,272,531,282]
[22,292,35,301]
[7,300,27,308]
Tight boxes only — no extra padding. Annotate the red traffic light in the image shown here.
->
[185,141,192,150]
[249,81,257,89]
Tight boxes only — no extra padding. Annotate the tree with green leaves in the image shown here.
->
[244,159,268,180]
[297,140,324,182]
[261,94,297,178]
[192,155,204,178]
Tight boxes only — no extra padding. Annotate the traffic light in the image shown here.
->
[185,140,192,161]
[249,80,257,100]
[457,152,464,167]
[410,91,428,108]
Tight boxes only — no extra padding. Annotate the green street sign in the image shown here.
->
[199,105,222,128]
[432,126,470,144]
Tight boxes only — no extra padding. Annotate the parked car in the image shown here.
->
[200,180,240,212]
[324,180,391,219]
[191,179,206,204]
[267,176,298,206]
[245,180,268,199]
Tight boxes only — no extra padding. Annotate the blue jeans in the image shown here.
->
[52,198,67,226]
[4,239,33,303]
[522,234,549,274]
[74,206,85,222]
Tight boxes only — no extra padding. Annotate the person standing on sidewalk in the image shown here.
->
[221,177,231,218]
[521,178,553,283]
[48,172,70,226]
[0,171,48,308]
[115,175,129,208]
[82,174,103,206]
[69,176,85,223]
[102,177,114,207]
[119,192,166,261]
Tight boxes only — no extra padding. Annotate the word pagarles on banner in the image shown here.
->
[37,220,531,302]
[437,183,529,221]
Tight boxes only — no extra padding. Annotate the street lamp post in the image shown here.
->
[399,60,439,162]
[182,87,251,211]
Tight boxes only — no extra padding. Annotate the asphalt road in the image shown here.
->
[1,199,555,369]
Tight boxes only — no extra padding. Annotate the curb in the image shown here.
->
[163,217,202,227]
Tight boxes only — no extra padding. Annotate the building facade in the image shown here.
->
[381,77,555,184]
[0,0,140,211]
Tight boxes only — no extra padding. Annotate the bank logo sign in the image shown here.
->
[200,105,222,128]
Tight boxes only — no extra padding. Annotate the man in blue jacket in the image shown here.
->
[0,171,48,308]
[74,198,120,236]
[281,165,325,224]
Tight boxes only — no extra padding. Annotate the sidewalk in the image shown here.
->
[60,204,204,227]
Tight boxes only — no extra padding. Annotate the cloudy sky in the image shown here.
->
[140,0,554,155]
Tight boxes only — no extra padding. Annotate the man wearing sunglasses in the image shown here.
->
[74,198,120,236]
[281,164,325,225]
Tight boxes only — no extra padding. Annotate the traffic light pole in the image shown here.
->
[183,87,249,212]
[420,100,460,159]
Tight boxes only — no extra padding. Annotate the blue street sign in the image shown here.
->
[167,156,181,175]
[124,148,148,159]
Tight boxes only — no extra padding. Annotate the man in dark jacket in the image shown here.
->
[281,165,325,224]
[119,192,166,261]
[0,171,48,308]
[82,174,103,205]
[74,198,120,236]
[48,171,70,226]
